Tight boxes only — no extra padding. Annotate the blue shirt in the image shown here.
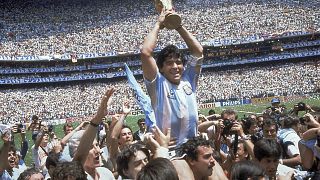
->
[145,55,202,144]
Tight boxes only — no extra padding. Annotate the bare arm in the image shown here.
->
[140,14,164,82]
[34,131,45,149]
[282,155,301,167]
[298,141,314,170]
[176,26,203,58]
[0,132,11,174]
[172,159,195,180]
[73,88,115,164]
[198,121,217,133]
[176,24,203,74]
[302,127,319,141]
[108,101,131,169]
[61,121,88,146]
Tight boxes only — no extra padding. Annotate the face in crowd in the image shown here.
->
[188,145,215,178]
[258,157,279,178]
[138,120,146,132]
[84,140,102,170]
[263,124,277,139]
[8,150,18,169]
[234,142,248,162]
[124,150,149,179]
[118,127,133,146]
[64,125,74,135]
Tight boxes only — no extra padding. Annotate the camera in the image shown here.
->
[16,124,24,133]
[222,119,234,135]
[296,102,306,111]
[299,117,307,125]
[48,125,54,133]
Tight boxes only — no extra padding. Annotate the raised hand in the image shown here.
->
[122,100,131,114]
[94,87,115,122]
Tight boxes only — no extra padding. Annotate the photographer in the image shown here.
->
[222,121,254,173]
[289,102,315,116]
[27,115,43,142]
[196,109,237,165]
[10,123,29,165]
[298,111,320,178]
[31,125,51,175]
[0,127,28,179]
[265,98,287,126]
[242,116,263,143]
[277,116,302,169]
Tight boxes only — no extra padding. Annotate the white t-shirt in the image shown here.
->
[86,167,115,180]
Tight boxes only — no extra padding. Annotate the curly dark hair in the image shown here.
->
[179,136,214,161]
[18,167,42,180]
[51,161,87,180]
[156,45,186,69]
[136,158,179,180]
[116,143,150,178]
[253,139,282,161]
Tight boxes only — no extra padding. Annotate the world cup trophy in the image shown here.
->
[154,0,181,30]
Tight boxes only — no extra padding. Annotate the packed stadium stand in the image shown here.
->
[0,0,319,124]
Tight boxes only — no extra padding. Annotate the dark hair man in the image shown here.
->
[17,167,44,180]
[140,10,203,145]
[172,136,227,180]
[133,118,147,141]
[254,139,294,180]
[262,118,278,139]
[116,143,150,179]
[278,116,302,168]
[136,157,179,180]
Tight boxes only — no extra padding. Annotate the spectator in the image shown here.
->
[229,160,265,180]
[17,167,44,180]
[173,136,227,180]
[116,143,150,179]
[133,118,147,141]
[254,139,294,180]
[136,157,179,180]
[278,116,302,169]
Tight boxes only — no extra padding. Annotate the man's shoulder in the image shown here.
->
[171,159,195,180]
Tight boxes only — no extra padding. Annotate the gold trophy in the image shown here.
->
[154,0,181,30]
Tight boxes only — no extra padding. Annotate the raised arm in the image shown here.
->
[0,131,11,174]
[73,87,115,164]
[176,26,203,58]
[140,11,166,81]
[60,121,89,146]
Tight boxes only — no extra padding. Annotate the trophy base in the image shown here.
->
[164,13,181,30]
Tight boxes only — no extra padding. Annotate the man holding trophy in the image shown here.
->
[140,0,203,145]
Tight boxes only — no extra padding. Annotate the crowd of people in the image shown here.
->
[0,0,319,57]
[1,0,320,179]
[1,89,320,179]
[0,60,319,125]
[198,60,319,102]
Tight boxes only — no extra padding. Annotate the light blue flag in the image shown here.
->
[124,63,156,128]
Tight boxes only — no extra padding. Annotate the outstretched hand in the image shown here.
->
[94,87,115,122]
[122,100,131,114]
[144,126,171,150]
[304,113,320,128]
[1,129,11,144]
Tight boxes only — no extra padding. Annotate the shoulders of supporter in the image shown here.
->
[85,167,115,180]
[0,170,12,180]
